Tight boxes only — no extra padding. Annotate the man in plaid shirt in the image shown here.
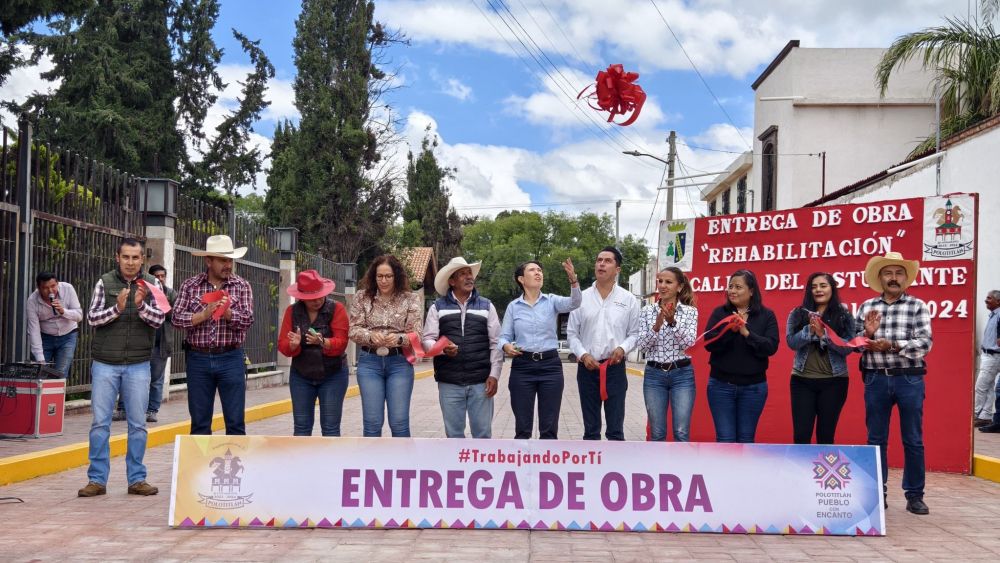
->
[855,251,932,516]
[172,235,254,435]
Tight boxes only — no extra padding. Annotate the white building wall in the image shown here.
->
[751,48,936,210]
[824,124,1000,340]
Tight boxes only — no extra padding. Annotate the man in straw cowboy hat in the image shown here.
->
[172,235,255,435]
[855,251,932,515]
[422,256,503,438]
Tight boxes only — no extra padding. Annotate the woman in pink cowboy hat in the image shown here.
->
[278,270,349,436]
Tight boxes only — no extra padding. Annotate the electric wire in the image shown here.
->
[647,0,751,149]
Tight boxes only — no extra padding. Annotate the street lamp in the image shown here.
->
[138,177,178,227]
[275,227,298,260]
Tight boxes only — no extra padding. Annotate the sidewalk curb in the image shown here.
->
[0,369,434,486]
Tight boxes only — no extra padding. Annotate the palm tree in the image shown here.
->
[875,0,1000,156]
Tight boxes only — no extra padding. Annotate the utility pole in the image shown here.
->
[615,200,621,243]
[666,130,676,220]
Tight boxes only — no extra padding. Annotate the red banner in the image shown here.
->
[659,194,978,472]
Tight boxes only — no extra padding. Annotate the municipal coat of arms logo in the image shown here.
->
[198,448,253,509]
[923,195,975,261]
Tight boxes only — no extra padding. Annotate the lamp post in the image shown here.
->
[138,177,178,227]
[275,227,298,261]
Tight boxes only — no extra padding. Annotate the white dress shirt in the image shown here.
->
[566,283,641,361]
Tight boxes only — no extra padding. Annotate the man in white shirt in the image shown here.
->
[567,247,641,440]
[26,272,83,378]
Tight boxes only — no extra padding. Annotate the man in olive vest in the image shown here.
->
[78,238,165,498]
[422,257,503,438]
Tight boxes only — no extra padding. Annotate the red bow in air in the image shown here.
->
[578,64,647,126]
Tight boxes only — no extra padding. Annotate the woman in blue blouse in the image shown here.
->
[499,259,581,439]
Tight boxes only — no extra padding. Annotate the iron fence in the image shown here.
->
[296,251,357,292]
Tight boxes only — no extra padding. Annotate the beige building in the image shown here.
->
[702,40,937,213]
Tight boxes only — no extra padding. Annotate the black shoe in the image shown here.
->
[906,497,929,515]
[883,495,888,509]
[978,424,1000,433]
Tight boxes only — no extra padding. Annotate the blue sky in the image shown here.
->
[2,0,979,246]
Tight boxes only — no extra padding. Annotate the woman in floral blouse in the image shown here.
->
[349,255,423,437]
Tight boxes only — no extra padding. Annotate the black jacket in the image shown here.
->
[703,304,780,385]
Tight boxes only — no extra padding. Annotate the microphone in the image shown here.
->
[49,292,58,315]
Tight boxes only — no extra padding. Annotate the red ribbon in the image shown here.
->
[801,309,871,348]
[136,279,170,314]
[685,314,746,353]
[201,290,231,320]
[404,332,454,366]
[599,359,611,402]
[577,64,647,126]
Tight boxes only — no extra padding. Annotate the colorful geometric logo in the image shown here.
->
[812,452,852,490]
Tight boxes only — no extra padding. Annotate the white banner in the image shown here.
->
[170,436,884,535]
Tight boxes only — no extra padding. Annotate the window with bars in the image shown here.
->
[737,175,747,213]
[722,188,731,214]
[708,200,717,216]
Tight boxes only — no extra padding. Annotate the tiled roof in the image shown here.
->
[399,247,437,285]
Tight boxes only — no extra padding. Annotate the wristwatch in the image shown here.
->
[397,334,405,347]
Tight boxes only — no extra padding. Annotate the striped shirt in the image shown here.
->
[855,293,932,370]
[87,276,166,328]
[636,302,698,364]
[171,271,255,348]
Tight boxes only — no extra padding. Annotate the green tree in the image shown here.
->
[402,128,462,262]
[265,0,401,262]
[0,0,92,91]
[189,30,273,201]
[20,0,185,176]
[461,210,650,314]
[876,0,1000,155]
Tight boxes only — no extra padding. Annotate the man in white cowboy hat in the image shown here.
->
[855,251,932,515]
[172,235,255,435]
[422,256,503,438]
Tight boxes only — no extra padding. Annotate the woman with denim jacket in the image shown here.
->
[786,272,857,444]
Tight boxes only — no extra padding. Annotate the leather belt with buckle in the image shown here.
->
[865,367,926,376]
[647,358,692,371]
[516,349,557,362]
[362,346,403,356]
[187,344,241,355]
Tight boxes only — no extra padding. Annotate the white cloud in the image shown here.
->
[390,109,759,249]
[377,0,969,78]
[0,46,58,129]
[442,77,473,101]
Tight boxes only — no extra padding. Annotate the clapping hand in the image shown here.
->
[133,282,148,308]
[809,314,825,338]
[864,310,881,338]
[116,287,129,311]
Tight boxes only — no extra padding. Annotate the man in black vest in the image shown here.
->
[423,257,503,438]
[78,238,165,498]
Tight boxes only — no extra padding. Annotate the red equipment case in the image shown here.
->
[0,378,66,438]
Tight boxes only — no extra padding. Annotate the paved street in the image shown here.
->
[2,362,1000,561]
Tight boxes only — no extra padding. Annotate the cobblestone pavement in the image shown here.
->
[2,361,1000,562]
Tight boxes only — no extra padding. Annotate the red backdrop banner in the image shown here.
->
[658,194,978,473]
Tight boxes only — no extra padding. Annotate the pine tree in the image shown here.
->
[264,0,401,262]
[0,0,92,91]
[402,128,463,262]
[21,0,184,176]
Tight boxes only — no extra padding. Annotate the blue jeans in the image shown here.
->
[707,378,768,443]
[147,346,168,413]
[643,363,696,442]
[41,330,78,378]
[356,351,414,437]
[577,362,627,440]
[289,364,349,436]
[185,349,246,435]
[863,371,925,499]
[88,360,150,485]
[438,381,494,439]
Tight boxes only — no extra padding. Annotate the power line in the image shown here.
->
[676,140,821,156]
[455,198,653,211]
[640,161,669,244]
[647,0,751,149]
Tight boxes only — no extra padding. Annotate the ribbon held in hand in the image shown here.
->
[577,64,647,126]
[136,279,171,314]
[685,314,745,353]
[201,290,231,320]
[404,332,453,365]
[800,308,872,348]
